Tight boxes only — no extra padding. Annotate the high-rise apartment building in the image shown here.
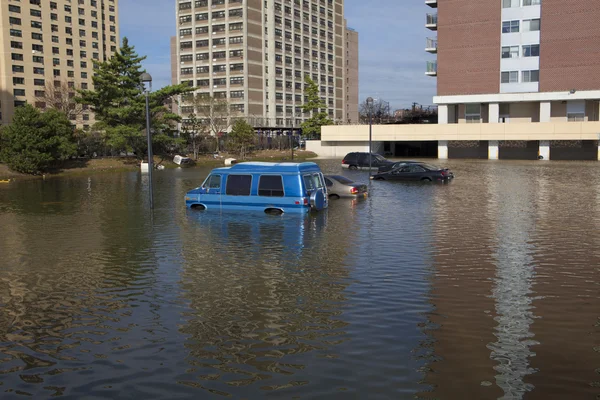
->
[344,24,358,124]
[174,0,358,131]
[0,0,120,126]
[427,0,600,125]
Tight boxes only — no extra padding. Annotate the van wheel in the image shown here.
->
[265,208,284,215]
[190,204,206,210]
[349,165,358,170]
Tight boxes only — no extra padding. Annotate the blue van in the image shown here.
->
[184,162,328,214]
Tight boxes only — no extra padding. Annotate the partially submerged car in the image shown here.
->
[324,175,368,199]
[371,163,454,182]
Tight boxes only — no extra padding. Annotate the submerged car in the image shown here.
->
[341,152,394,170]
[377,160,419,173]
[324,175,368,199]
[371,163,454,182]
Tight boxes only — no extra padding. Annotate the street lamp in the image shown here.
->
[366,97,374,177]
[141,72,154,209]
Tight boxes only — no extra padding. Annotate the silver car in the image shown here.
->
[324,175,368,199]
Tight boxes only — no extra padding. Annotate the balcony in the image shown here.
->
[426,60,437,76]
[425,0,437,8]
[425,37,437,53]
[426,13,437,30]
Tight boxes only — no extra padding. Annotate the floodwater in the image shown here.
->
[0,159,598,399]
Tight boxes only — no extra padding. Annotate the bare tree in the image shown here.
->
[35,81,83,120]
[181,113,209,160]
[194,95,232,152]
[359,98,392,124]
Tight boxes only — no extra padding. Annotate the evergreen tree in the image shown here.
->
[228,119,255,159]
[77,37,193,159]
[0,105,77,174]
[300,75,333,140]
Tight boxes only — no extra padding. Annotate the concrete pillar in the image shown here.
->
[540,101,551,122]
[438,140,448,159]
[489,140,499,160]
[438,105,449,124]
[539,140,550,160]
[489,103,500,123]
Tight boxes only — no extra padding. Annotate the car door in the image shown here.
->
[407,165,427,181]
[357,153,369,169]
[203,174,222,195]
[390,166,411,180]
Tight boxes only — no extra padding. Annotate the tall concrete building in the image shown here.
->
[173,0,358,132]
[0,0,120,126]
[344,24,358,124]
[427,0,600,125]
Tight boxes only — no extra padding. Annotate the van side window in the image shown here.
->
[226,174,252,196]
[258,175,284,197]
[206,175,221,189]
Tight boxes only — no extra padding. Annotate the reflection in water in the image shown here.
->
[0,161,599,398]
[177,210,355,396]
[487,173,538,398]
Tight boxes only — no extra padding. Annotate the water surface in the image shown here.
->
[0,159,598,399]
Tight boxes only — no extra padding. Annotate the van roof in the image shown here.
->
[212,161,321,174]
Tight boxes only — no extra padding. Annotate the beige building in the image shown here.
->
[344,24,358,124]
[173,0,358,131]
[0,0,120,127]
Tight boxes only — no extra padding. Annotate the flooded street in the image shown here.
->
[0,159,598,399]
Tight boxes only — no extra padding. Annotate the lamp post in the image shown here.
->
[366,97,374,177]
[141,72,154,209]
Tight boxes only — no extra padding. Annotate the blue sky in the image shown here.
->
[120,0,436,110]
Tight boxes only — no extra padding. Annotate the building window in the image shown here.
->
[465,104,481,123]
[502,20,519,33]
[501,46,519,59]
[522,44,540,57]
[523,19,540,32]
[521,70,539,82]
[501,71,519,83]
[566,101,585,122]
[523,0,541,5]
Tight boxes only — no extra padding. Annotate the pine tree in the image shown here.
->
[77,37,193,159]
[300,75,333,140]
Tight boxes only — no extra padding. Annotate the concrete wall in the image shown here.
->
[509,102,540,123]
[306,140,383,158]
[321,122,600,142]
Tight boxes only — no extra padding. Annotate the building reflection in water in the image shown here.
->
[177,205,358,396]
[487,170,539,399]
[421,164,503,399]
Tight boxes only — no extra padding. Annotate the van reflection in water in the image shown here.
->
[178,206,358,397]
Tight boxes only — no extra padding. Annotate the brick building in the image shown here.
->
[427,0,600,125]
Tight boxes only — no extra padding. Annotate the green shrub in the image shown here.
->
[0,105,77,174]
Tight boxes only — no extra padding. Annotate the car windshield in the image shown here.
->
[373,155,387,162]
[420,164,441,171]
[330,175,353,184]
